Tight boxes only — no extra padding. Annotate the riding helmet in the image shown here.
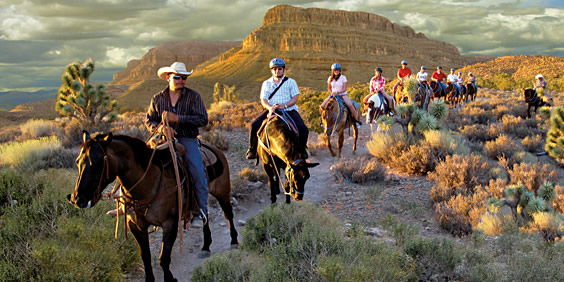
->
[269,58,285,69]
[421,66,426,69]
[468,72,473,75]
[451,68,455,71]
[401,60,408,65]
[331,63,341,70]
[375,67,383,73]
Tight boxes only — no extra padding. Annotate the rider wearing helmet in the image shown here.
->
[417,65,431,91]
[364,67,395,114]
[447,68,461,96]
[432,66,447,93]
[320,63,361,127]
[392,60,412,98]
[467,72,477,93]
[245,58,309,160]
[457,71,464,86]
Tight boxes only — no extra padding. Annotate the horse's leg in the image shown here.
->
[200,221,212,257]
[263,163,278,203]
[128,220,155,282]
[159,220,178,282]
[337,131,344,158]
[213,192,239,246]
[352,124,358,154]
[326,134,336,157]
[527,104,532,118]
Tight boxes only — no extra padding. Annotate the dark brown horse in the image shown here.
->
[445,82,461,107]
[67,131,238,282]
[320,97,359,158]
[430,81,446,101]
[257,114,319,204]
[524,88,552,118]
[466,83,477,102]
[416,82,432,110]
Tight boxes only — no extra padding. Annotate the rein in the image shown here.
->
[324,98,343,136]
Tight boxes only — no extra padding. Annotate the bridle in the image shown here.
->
[322,98,343,136]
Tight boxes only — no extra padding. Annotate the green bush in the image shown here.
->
[194,202,417,281]
[404,237,462,281]
[297,90,326,133]
[0,168,139,280]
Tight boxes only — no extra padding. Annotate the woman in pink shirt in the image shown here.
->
[364,67,395,113]
[321,63,361,125]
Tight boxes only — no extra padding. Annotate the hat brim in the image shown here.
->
[157,67,193,80]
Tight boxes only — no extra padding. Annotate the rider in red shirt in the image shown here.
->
[392,60,412,98]
[432,66,447,94]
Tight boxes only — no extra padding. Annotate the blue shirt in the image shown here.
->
[260,75,300,111]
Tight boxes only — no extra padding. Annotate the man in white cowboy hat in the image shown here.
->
[145,61,209,228]
[534,74,552,104]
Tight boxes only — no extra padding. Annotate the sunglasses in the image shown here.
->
[271,67,284,71]
[172,75,188,80]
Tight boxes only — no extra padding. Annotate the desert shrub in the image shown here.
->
[0,137,75,172]
[237,167,267,183]
[460,105,496,125]
[553,185,564,213]
[297,90,326,133]
[434,189,489,236]
[366,131,411,165]
[522,134,544,152]
[192,249,261,281]
[207,102,263,130]
[500,114,529,138]
[109,112,148,140]
[476,213,515,236]
[459,124,502,142]
[306,133,327,157]
[545,107,564,164]
[397,143,439,175]
[404,237,462,281]
[0,169,138,281]
[484,134,521,162]
[199,129,230,150]
[507,162,557,194]
[428,99,449,120]
[0,125,21,144]
[330,155,386,184]
[19,119,60,140]
[429,154,490,203]
[56,117,111,148]
[237,202,416,281]
[380,214,418,246]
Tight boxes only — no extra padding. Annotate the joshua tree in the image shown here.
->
[55,58,118,125]
[545,107,564,163]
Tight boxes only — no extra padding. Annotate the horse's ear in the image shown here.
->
[306,162,320,168]
[82,130,91,144]
[103,132,113,143]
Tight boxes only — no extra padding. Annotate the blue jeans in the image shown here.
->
[178,137,208,215]
[453,84,460,95]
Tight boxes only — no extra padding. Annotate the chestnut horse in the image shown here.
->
[430,81,446,102]
[68,131,238,282]
[524,88,552,118]
[445,82,461,107]
[257,113,319,204]
[320,96,359,158]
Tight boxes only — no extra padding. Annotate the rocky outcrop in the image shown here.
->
[110,41,240,85]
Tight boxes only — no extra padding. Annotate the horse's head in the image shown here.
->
[366,101,375,124]
[320,98,338,136]
[67,131,116,208]
[523,88,535,102]
[284,159,319,201]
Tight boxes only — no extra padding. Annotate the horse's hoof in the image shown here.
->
[230,244,239,249]
[198,250,211,259]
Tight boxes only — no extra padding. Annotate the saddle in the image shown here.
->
[257,110,299,137]
[334,96,360,124]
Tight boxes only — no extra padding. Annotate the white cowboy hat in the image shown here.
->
[157,62,193,79]
[536,74,544,79]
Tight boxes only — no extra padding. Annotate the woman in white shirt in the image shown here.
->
[417,66,430,90]
[321,63,360,126]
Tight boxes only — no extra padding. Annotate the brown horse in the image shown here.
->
[524,88,552,118]
[416,82,432,110]
[257,113,319,204]
[445,82,460,107]
[430,81,446,101]
[466,83,477,102]
[320,97,359,158]
[67,131,238,282]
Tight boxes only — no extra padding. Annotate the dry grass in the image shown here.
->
[199,129,230,150]
[330,155,386,184]
[522,134,544,152]
[0,137,75,172]
[484,134,521,162]
[507,162,558,194]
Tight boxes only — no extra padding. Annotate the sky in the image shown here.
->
[0,0,562,92]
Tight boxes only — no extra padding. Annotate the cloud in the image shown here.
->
[0,0,562,91]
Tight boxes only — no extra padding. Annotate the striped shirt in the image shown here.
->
[260,75,300,111]
[145,87,208,138]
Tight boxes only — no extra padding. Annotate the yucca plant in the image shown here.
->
[55,58,119,125]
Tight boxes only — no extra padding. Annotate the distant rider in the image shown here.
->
[467,72,477,92]
[447,68,461,96]
[417,66,431,91]
[320,63,361,127]
[392,60,412,99]
[534,74,551,104]
[432,66,447,94]
[364,67,394,114]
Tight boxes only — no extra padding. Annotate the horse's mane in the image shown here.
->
[269,115,302,160]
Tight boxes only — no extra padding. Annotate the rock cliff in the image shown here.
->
[110,40,240,85]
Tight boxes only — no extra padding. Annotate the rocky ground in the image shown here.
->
[129,120,450,281]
